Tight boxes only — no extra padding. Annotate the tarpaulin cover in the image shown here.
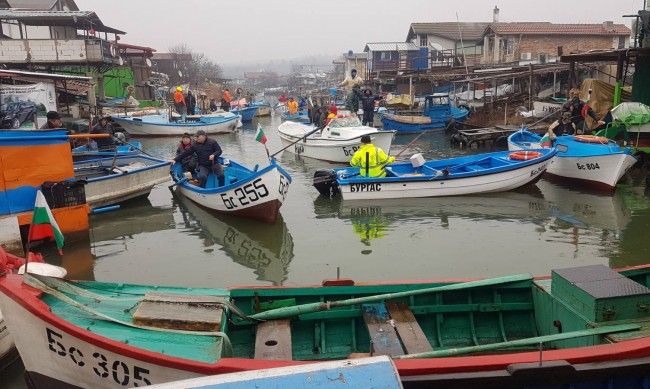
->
[611,102,650,126]
[579,79,632,129]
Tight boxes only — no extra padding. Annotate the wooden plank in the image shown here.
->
[255,319,292,360]
[361,303,404,357]
[385,302,434,354]
[132,292,223,331]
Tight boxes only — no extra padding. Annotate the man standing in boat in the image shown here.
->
[287,97,298,116]
[185,90,197,116]
[90,116,115,150]
[171,129,225,188]
[173,87,186,115]
[223,89,232,112]
[339,69,364,116]
[360,88,380,126]
[350,135,395,178]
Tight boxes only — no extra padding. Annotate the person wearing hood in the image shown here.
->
[175,133,198,172]
[90,116,116,150]
[360,88,381,126]
[185,90,197,115]
[340,69,364,116]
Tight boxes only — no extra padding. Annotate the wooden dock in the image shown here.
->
[451,125,524,148]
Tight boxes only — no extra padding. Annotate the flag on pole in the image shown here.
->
[307,97,314,110]
[28,190,64,254]
[539,133,553,148]
[255,124,268,144]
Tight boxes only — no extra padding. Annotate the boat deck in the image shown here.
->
[454,125,523,148]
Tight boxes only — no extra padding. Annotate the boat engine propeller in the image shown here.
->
[313,169,339,197]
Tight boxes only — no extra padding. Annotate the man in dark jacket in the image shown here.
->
[185,90,197,115]
[90,116,115,150]
[564,97,605,134]
[171,129,224,188]
[360,88,380,126]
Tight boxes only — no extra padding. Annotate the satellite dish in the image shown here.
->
[178,70,183,77]
[145,58,152,67]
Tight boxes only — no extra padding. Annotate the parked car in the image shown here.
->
[1,101,37,129]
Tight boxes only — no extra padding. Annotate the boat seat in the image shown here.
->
[254,319,292,360]
[132,292,225,331]
[385,302,434,354]
[362,302,433,356]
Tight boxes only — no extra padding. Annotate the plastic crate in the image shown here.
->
[41,180,86,209]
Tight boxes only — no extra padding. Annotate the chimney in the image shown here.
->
[493,5,500,23]
[603,21,613,32]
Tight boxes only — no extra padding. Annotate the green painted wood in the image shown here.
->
[249,274,533,321]
[258,298,296,311]
[396,324,640,359]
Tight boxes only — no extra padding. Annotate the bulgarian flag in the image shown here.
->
[27,190,64,254]
[255,124,268,144]
[539,133,553,148]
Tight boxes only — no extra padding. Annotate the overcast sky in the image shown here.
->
[77,0,643,65]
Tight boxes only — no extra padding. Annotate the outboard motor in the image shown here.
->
[313,169,339,196]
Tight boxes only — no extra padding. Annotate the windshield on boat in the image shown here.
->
[329,117,362,128]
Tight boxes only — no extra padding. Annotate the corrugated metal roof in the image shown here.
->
[407,22,489,42]
[0,9,125,34]
[364,42,420,52]
[488,23,631,36]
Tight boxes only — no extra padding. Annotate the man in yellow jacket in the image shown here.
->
[287,97,299,115]
[350,135,395,178]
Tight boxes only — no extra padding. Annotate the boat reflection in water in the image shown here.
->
[315,179,632,249]
[175,194,294,286]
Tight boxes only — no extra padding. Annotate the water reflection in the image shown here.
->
[174,194,294,286]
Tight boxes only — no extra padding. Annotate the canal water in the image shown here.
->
[5,114,650,387]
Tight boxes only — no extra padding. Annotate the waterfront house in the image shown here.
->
[364,42,425,74]
[406,22,488,68]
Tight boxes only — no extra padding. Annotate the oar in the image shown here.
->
[109,135,159,159]
[269,124,326,158]
[168,176,187,189]
[396,323,640,359]
[248,273,532,321]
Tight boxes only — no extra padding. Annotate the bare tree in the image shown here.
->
[168,43,224,87]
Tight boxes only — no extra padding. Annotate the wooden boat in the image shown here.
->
[507,129,636,191]
[170,158,292,224]
[111,113,239,136]
[252,101,272,117]
[381,94,468,134]
[74,155,171,208]
[145,356,401,388]
[2,263,650,388]
[71,141,142,161]
[231,106,258,122]
[313,149,556,200]
[280,111,310,122]
[277,117,396,163]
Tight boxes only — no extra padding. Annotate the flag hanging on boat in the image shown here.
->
[540,133,553,148]
[27,190,64,254]
[308,97,314,109]
[255,124,268,144]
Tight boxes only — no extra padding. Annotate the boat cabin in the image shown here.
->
[422,93,452,118]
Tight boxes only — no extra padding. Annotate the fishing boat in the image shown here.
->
[252,101,272,117]
[170,158,292,224]
[381,94,468,134]
[71,140,142,161]
[2,260,650,388]
[231,106,258,122]
[280,111,310,122]
[111,112,239,136]
[277,116,396,163]
[312,149,556,200]
[507,129,636,191]
[74,155,171,208]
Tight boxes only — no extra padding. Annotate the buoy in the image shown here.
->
[574,135,609,144]
[508,151,544,161]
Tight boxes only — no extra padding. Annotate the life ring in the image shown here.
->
[574,135,609,144]
[508,151,544,161]
[109,44,117,58]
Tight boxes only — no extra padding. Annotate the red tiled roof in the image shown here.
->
[488,23,630,36]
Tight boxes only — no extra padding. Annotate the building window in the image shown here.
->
[506,38,514,55]
[539,53,547,64]
[380,51,392,60]
[618,36,626,49]
[419,34,428,47]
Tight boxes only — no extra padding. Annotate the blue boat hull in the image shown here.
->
[232,106,258,122]
[281,111,310,122]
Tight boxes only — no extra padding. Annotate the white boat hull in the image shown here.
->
[338,159,549,201]
[112,115,239,136]
[177,165,290,224]
[508,142,636,190]
[254,106,272,117]
[278,121,395,163]
[532,101,563,117]
[0,293,202,388]
[0,312,15,362]
[76,157,171,208]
